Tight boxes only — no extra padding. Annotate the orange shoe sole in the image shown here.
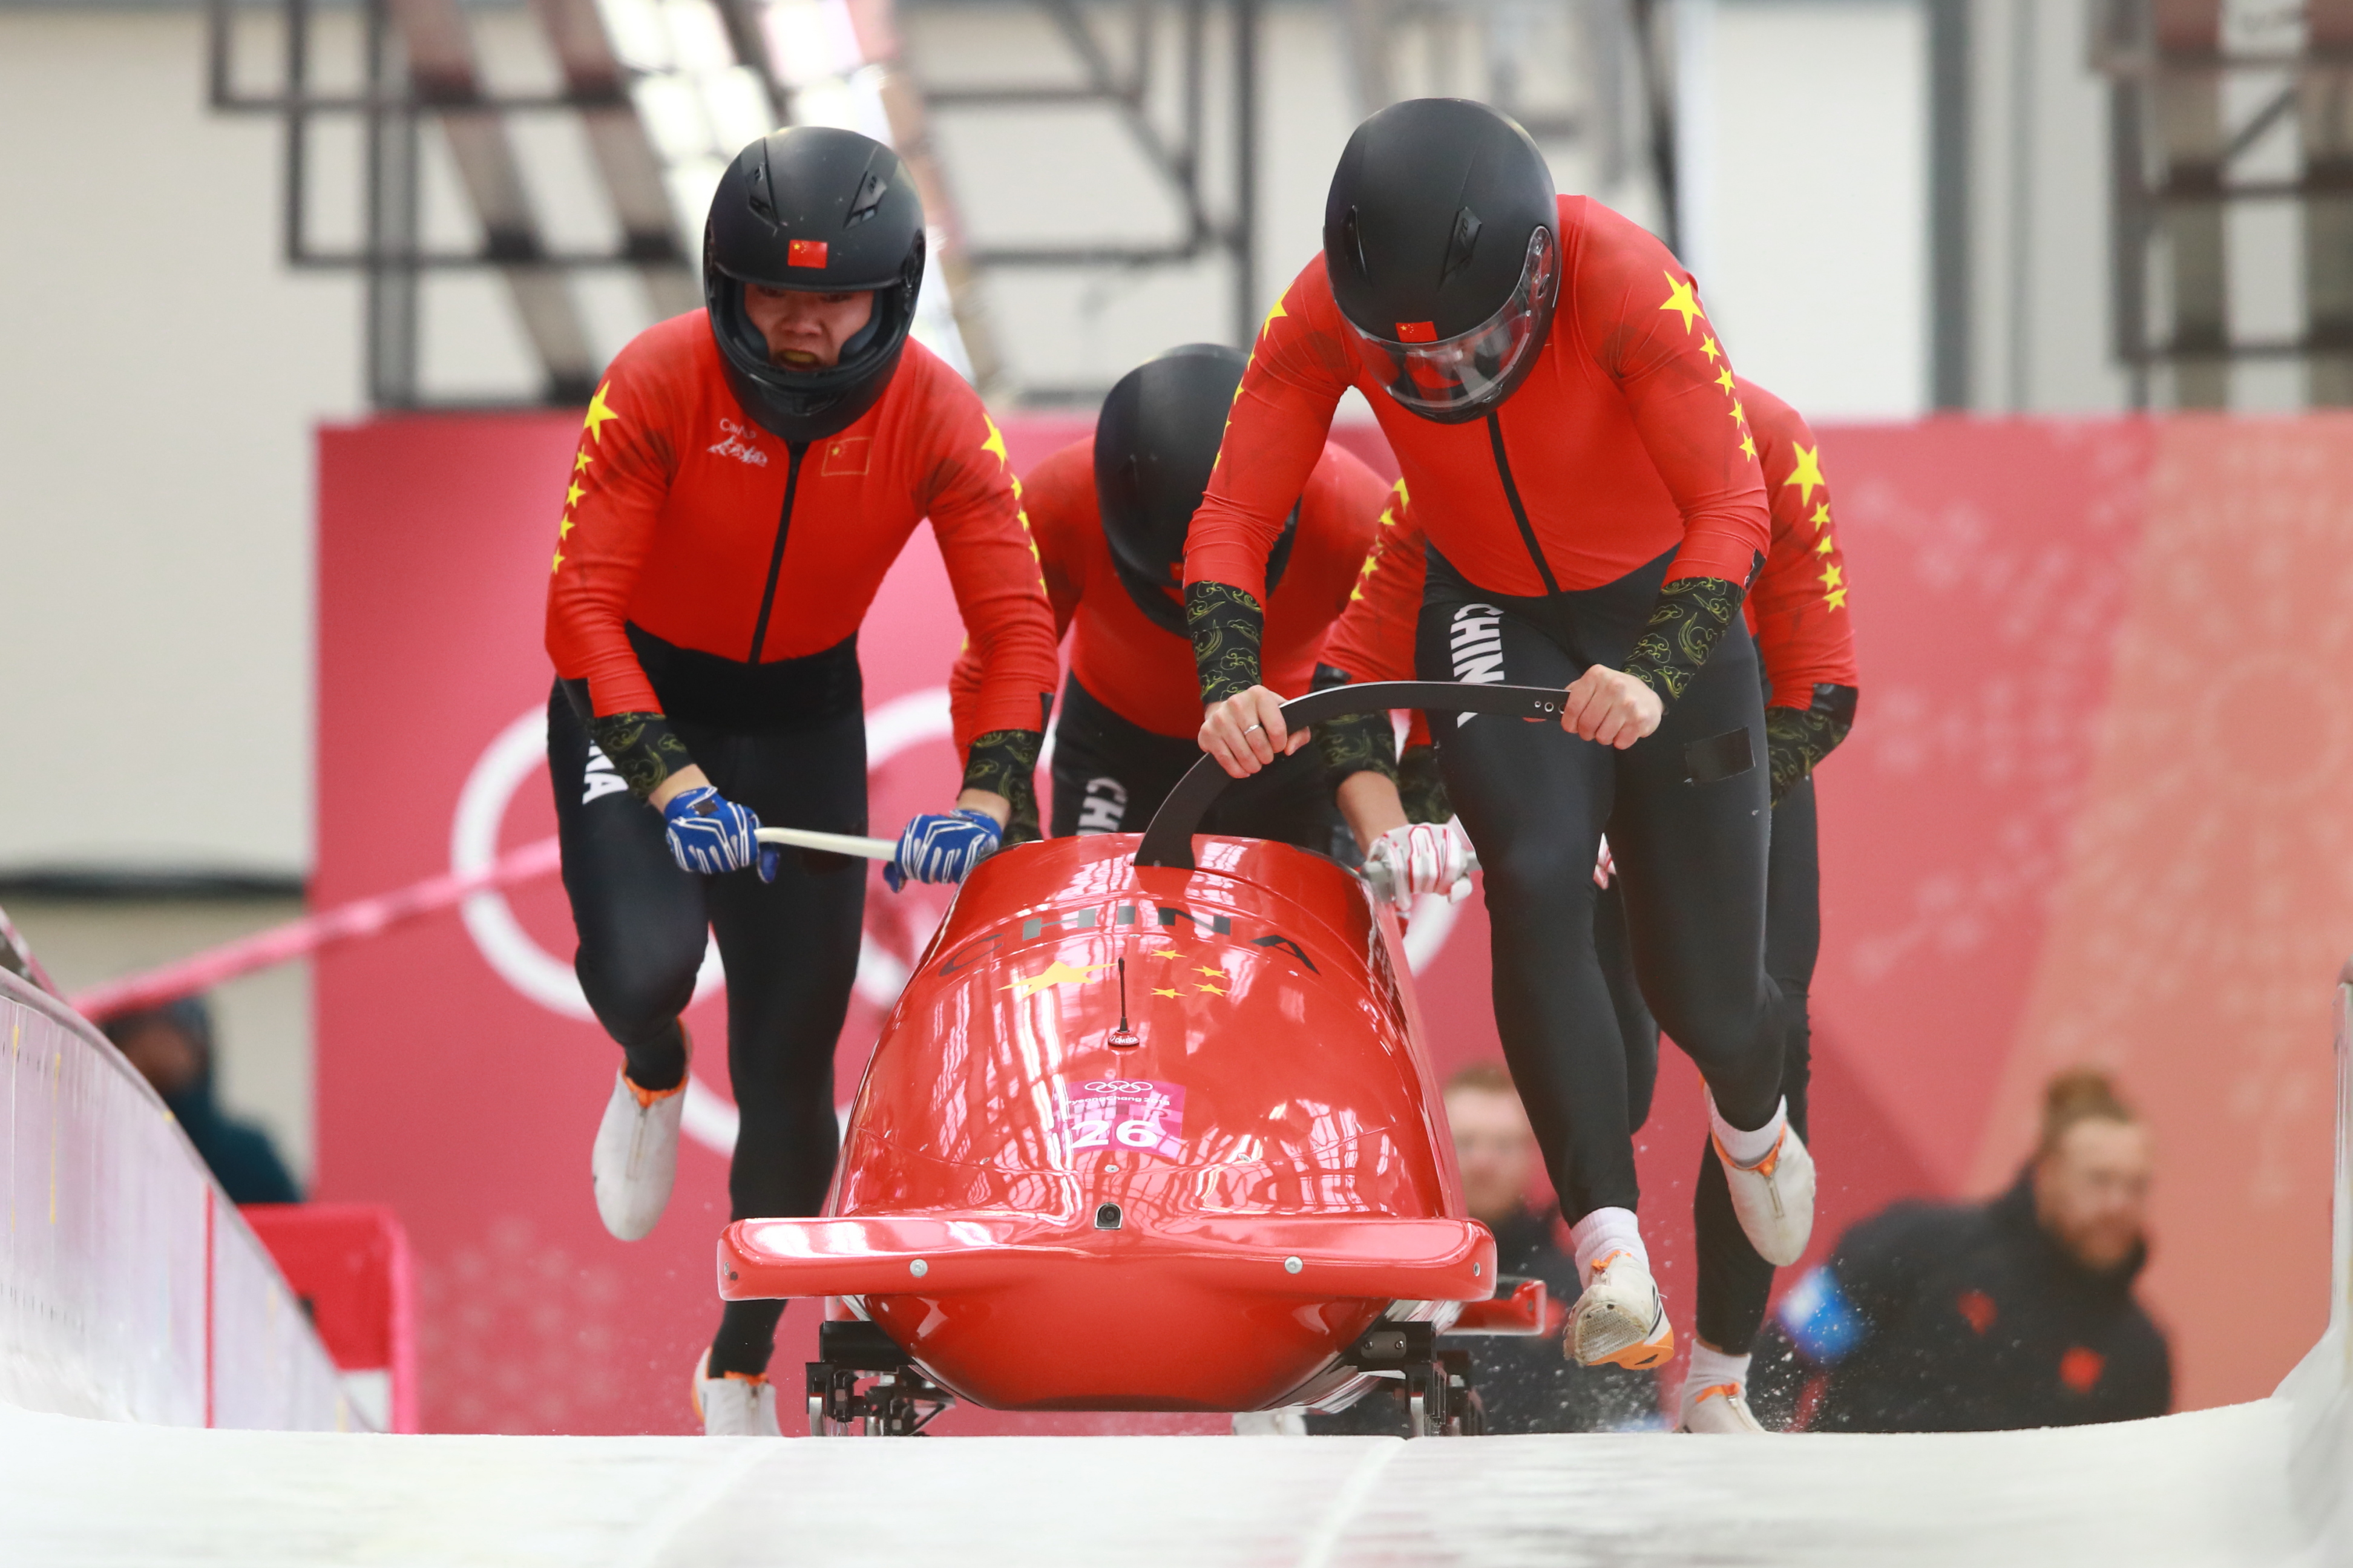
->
[1590,1321,1676,1371]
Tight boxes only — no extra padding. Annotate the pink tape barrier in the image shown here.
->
[69,836,562,1023]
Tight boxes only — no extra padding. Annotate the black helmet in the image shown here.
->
[1324,99,1560,424]
[1095,344,1298,636]
[704,126,927,445]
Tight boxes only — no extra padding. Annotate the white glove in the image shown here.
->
[1364,820,1478,911]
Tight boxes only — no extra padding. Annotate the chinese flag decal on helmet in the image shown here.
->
[703,126,928,445]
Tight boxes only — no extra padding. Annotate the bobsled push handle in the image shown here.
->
[1132,680,1568,871]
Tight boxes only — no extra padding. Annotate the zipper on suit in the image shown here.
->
[1485,411,1562,597]
[746,442,809,662]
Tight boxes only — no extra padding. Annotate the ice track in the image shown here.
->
[0,1382,2345,1566]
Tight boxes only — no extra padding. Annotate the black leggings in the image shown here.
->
[1049,674,1342,853]
[548,686,867,1377]
[1417,549,1783,1223]
[1596,775,1819,1355]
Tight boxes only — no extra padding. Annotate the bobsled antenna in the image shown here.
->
[1109,957,1140,1050]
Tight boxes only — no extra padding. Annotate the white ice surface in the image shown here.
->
[2,1383,2344,1566]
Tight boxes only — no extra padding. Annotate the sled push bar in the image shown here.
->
[1134,680,1569,871]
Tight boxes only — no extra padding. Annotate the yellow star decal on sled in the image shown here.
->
[1782,442,1828,506]
[1003,960,1112,999]
[1196,982,1226,996]
[1152,948,1182,959]
[582,382,621,442]
[1151,986,1181,999]
[1194,965,1226,978]
[1660,274,1705,332]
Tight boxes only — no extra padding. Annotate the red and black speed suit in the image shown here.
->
[1189,195,1784,1227]
[1321,374,1859,1352]
[543,312,1057,1376]
[950,436,1387,845]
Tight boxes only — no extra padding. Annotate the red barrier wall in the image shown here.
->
[314,408,2353,1431]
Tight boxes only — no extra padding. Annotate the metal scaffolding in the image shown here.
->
[2094,0,2353,407]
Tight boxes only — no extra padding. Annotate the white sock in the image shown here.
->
[1709,1094,1788,1170]
[1569,1207,1648,1282]
[1682,1342,1751,1407]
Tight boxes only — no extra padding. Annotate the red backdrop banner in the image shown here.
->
[314,410,2352,1432]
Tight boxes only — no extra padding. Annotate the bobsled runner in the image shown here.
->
[720,682,1569,1435]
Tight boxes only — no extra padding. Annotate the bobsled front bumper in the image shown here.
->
[717,1213,1498,1411]
[720,1212,1493,1303]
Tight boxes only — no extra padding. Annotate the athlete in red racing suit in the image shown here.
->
[1184,99,1810,1374]
[1318,374,1859,1426]
[543,128,1057,1431]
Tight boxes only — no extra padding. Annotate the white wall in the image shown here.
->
[0,8,359,878]
[1683,0,1929,420]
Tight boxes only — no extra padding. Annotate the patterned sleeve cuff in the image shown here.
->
[962,728,1043,845]
[1397,743,1454,824]
[1184,582,1265,704]
[586,710,695,801]
[1624,576,1745,703]
[1764,683,1858,805]
[1311,663,1399,787]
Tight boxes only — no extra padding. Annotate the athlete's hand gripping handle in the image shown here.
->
[1362,820,1479,911]
[662,787,779,881]
[885,809,1003,891]
[1197,684,1311,779]
[1560,666,1663,749]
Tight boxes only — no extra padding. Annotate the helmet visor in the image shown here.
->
[1348,228,1558,418]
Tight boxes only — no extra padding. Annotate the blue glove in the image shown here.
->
[661,786,778,881]
[884,809,1002,891]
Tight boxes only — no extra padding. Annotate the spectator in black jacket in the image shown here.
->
[1755,1068,2169,1431]
[103,997,301,1207]
[1307,1063,1656,1433]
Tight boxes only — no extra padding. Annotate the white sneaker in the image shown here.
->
[1711,1116,1817,1267]
[1568,1250,1675,1370]
[1679,1382,1768,1434]
[591,1067,686,1241]
[1230,1406,1308,1437]
[692,1351,782,1437]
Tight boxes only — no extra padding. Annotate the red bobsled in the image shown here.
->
[719,683,1566,1434]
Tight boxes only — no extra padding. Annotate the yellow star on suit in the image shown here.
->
[1783,444,1828,506]
[1660,275,1706,332]
[582,382,621,442]
[981,416,1009,468]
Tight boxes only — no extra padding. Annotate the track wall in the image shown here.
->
[0,968,357,1430]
